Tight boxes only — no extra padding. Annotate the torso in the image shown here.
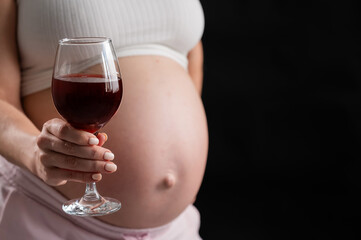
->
[18,0,207,228]
[22,56,209,228]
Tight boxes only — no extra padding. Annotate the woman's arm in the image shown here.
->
[187,41,204,95]
[0,0,39,171]
[0,0,116,186]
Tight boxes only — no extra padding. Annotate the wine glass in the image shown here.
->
[51,37,122,216]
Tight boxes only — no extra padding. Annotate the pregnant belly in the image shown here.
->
[23,56,208,228]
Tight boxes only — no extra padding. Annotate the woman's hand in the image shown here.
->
[33,118,117,186]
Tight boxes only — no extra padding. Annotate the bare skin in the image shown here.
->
[0,0,208,229]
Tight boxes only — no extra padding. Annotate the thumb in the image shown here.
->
[96,133,108,146]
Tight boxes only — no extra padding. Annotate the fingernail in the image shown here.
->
[102,133,108,142]
[105,163,117,172]
[92,173,102,181]
[104,152,114,160]
[89,137,99,145]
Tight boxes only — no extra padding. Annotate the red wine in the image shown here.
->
[52,74,123,133]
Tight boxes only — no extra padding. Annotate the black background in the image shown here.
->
[194,0,361,239]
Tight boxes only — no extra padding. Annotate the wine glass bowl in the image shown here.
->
[52,37,122,216]
[52,73,122,133]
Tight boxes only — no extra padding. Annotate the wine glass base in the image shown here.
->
[62,197,121,216]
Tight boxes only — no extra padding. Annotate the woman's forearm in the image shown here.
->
[0,99,39,172]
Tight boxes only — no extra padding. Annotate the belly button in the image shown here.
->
[164,173,176,188]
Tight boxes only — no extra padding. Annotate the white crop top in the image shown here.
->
[16,0,205,96]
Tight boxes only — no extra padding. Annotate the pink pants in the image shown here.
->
[0,156,202,240]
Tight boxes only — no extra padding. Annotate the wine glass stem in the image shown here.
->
[83,182,102,202]
[82,132,102,202]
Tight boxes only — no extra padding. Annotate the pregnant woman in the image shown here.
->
[0,0,208,239]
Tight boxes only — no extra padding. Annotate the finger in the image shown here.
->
[41,151,117,173]
[38,133,113,160]
[43,118,99,146]
[47,168,103,184]
[96,133,108,146]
